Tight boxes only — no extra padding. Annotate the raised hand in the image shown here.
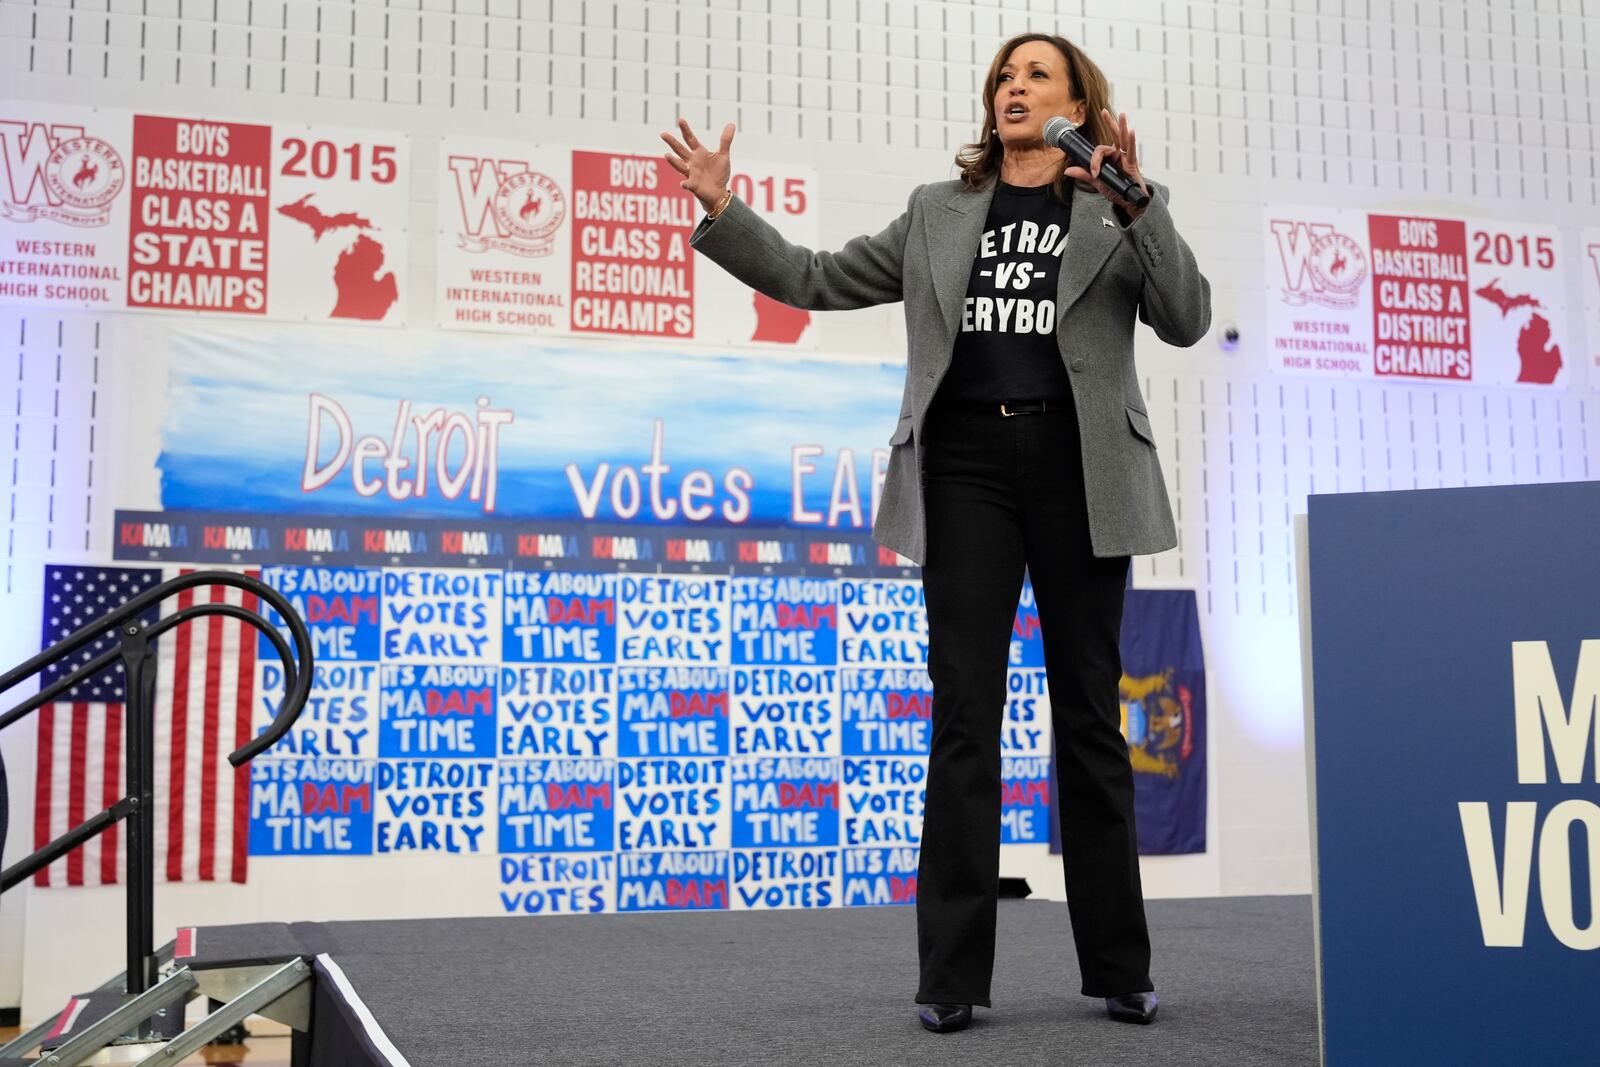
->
[661,118,736,214]
[1063,108,1150,219]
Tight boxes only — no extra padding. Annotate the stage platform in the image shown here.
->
[183,894,1318,1066]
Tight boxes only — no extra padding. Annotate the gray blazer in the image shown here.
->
[689,176,1211,564]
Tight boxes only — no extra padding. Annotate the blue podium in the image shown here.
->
[1300,481,1600,1065]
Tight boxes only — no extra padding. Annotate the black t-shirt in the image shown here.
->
[939,180,1074,404]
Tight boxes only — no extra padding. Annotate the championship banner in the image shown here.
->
[0,105,408,324]
[438,136,818,346]
[1047,589,1207,857]
[146,328,901,536]
[1585,227,1600,388]
[1265,206,1569,387]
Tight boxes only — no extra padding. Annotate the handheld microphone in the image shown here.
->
[1041,116,1150,210]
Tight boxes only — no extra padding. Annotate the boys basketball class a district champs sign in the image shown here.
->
[436,136,818,347]
[0,104,409,324]
[1265,206,1575,388]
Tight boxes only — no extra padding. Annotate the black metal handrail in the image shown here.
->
[0,569,314,1004]
[0,570,314,765]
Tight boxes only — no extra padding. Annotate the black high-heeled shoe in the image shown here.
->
[917,1003,972,1033]
[1105,991,1158,1024]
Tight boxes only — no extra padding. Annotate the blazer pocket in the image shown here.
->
[1126,406,1156,447]
[889,417,913,445]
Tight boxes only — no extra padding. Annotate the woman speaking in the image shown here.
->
[662,32,1210,1034]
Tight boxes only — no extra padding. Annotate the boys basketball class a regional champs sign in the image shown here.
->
[1265,206,1571,388]
[0,104,409,324]
[437,136,818,347]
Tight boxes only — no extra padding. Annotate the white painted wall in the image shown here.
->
[2,0,1597,1021]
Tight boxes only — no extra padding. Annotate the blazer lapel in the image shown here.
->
[924,180,993,338]
[1056,188,1121,318]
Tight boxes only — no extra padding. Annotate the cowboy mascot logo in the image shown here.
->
[1,120,125,226]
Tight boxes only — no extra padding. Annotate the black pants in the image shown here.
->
[914,396,1153,1007]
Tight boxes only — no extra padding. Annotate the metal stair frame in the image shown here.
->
[192,960,312,1031]
[33,969,196,1067]
[131,958,310,1066]
[0,942,176,1062]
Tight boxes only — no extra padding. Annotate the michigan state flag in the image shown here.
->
[1050,589,1206,855]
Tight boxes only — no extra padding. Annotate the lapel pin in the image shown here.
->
[1101,216,1115,228]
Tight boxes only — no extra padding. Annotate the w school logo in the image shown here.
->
[0,119,125,226]
[446,154,566,257]
[1268,219,1367,310]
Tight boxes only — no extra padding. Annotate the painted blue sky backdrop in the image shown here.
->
[159,329,905,528]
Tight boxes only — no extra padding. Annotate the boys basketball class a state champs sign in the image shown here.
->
[0,103,410,324]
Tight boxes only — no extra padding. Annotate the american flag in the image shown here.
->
[34,566,259,886]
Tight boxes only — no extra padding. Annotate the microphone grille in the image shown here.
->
[1042,115,1074,146]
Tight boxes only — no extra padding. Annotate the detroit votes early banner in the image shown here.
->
[147,327,902,533]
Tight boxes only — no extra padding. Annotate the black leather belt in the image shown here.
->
[931,397,1068,418]
[997,399,1054,417]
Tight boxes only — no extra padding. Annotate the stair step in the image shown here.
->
[172,921,326,970]
[37,986,186,1053]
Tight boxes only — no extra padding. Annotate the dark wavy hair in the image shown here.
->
[955,33,1116,202]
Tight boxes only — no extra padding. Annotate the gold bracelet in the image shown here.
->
[706,188,734,220]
